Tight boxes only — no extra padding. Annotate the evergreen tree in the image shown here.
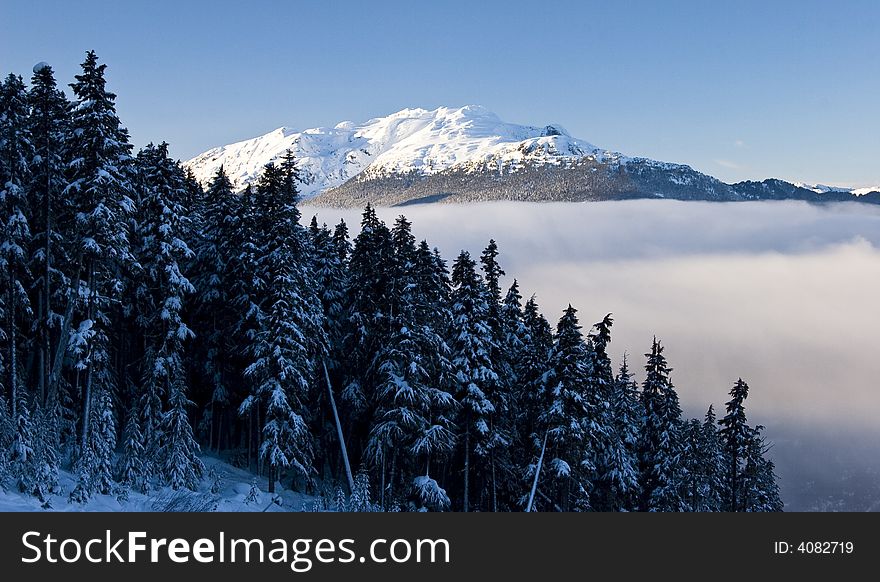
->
[118,402,147,493]
[64,51,135,459]
[133,142,199,484]
[740,425,783,512]
[309,216,347,369]
[161,383,204,490]
[588,314,638,511]
[542,305,595,511]
[609,355,641,510]
[718,378,751,512]
[27,62,72,408]
[639,337,684,511]
[500,280,527,364]
[31,401,60,499]
[718,379,781,512]
[70,380,116,502]
[240,158,325,493]
[8,393,36,495]
[191,166,241,451]
[692,405,726,511]
[339,204,393,454]
[514,296,554,508]
[366,217,456,507]
[449,250,499,511]
[479,239,505,337]
[0,73,34,423]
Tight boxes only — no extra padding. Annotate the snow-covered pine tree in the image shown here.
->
[191,166,241,451]
[8,392,36,495]
[638,337,685,511]
[450,250,499,512]
[0,73,34,425]
[718,378,750,511]
[162,381,204,490]
[718,378,771,512]
[133,142,201,488]
[32,400,60,500]
[500,280,527,366]
[70,376,116,502]
[308,216,347,370]
[479,240,505,332]
[339,204,393,448]
[487,279,528,508]
[609,355,641,511]
[588,314,637,511]
[366,217,456,508]
[679,418,704,511]
[332,219,352,264]
[478,241,514,509]
[27,62,72,409]
[542,305,595,511]
[305,216,351,486]
[514,295,554,508]
[63,51,135,463]
[241,156,325,494]
[694,405,726,511]
[411,240,457,480]
[118,401,147,493]
[740,425,783,512]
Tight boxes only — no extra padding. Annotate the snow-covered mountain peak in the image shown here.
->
[794,182,880,197]
[185,105,608,197]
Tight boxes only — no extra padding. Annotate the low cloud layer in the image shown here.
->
[303,200,880,510]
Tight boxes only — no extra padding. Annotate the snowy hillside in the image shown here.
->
[0,455,347,513]
[185,106,612,196]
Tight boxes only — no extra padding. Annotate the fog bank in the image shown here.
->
[303,200,880,510]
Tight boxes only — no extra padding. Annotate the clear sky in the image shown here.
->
[2,0,878,187]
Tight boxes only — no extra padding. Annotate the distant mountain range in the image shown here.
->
[184,106,880,206]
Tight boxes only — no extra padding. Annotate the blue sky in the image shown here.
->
[2,0,878,186]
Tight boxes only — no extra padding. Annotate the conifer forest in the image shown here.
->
[0,52,782,511]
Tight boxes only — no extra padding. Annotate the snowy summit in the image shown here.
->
[185,106,611,197]
[185,106,880,207]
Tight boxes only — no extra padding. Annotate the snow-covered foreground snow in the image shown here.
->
[0,455,317,512]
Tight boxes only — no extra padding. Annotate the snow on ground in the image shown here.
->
[0,455,319,512]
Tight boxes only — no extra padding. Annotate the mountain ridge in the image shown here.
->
[183,106,880,206]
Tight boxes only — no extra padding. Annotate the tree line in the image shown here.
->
[0,52,782,511]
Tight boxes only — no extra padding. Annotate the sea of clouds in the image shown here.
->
[302,200,880,511]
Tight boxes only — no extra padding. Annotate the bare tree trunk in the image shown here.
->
[526,430,549,512]
[323,361,354,492]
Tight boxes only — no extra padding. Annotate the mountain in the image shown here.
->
[184,106,880,206]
